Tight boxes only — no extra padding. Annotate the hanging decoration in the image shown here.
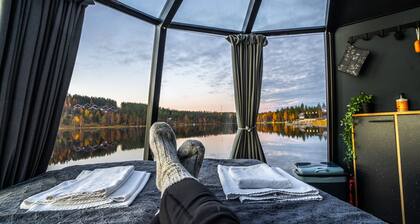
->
[415,26,420,53]
[337,44,370,77]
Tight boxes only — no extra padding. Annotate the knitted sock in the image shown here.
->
[149,122,194,193]
[177,140,205,178]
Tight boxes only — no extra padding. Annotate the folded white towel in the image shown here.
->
[75,170,147,202]
[98,172,150,209]
[45,166,134,203]
[218,165,322,203]
[238,193,323,203]
[20,166,151,211]
[24,171,151,211]
[228,164,292,189]
[109,171,148,203]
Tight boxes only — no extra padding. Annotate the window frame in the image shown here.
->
[87,0,334,161]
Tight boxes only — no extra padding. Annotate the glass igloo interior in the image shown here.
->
[50,0,330,172]
[2,0,420,222]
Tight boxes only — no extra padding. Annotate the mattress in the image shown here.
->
[0,159,384,224]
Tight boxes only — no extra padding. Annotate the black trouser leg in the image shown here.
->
[152,178,240,224]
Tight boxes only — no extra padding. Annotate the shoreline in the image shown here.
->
[58,123,236,130]
[59,125,146,130]
[256,119,327,127]
[59,119,327,131]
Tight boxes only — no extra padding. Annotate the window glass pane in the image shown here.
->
[253,0,327,31]
[173,0,249,30]
[117,0,167,17]
[49,4,154,170]
[258,33,328,173]
[159,30,236,159]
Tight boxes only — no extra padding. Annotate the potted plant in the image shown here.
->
[360,94,374,113]
[340,92,374,165]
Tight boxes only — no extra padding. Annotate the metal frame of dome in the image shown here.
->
[95,0,332,160]
[97,0,328,35]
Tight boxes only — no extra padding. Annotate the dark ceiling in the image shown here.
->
[327,0,420,30]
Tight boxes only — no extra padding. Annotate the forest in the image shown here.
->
[60,95,236,128]
[257,103,326,123]
[60,95,326,128]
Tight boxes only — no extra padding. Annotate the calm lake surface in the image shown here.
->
[49,124,327,173]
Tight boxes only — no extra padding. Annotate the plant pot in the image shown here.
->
[361,102,374,113]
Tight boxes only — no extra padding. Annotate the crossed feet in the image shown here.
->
[149,122,205,194]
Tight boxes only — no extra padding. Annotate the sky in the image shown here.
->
[68,1,327,113]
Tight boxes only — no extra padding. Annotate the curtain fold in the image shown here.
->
[227,34,267,162]
[0,0,93,189]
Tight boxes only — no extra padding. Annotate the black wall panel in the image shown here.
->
[353,116,402,223]
[328,0,420,29]
[333,7,420,168]
[397,115,420,224]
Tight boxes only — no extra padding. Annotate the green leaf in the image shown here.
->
[340,92,374,167]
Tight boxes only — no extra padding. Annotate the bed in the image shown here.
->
[0,159,384,224]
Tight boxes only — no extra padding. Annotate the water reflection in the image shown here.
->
[257,123,327,140]
[49,124,327,172]
[50,128,146,165]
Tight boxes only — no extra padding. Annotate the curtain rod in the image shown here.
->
[348,20,420,44]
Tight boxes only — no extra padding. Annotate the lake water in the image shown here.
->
[49,123,327,173]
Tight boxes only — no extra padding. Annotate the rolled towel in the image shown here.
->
[228,164,292,189]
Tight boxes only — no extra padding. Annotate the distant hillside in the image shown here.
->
[60,94,326,129]
[158,107,236,125]
[60,95,236,128]
[257,103,327,123]
[64,94,117,108]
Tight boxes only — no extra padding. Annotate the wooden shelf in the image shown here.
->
[353,111,420,117]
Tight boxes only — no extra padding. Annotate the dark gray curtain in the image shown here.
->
[0,0,93,189]
[227,34,267,162]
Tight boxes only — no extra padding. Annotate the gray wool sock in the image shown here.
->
[149,122,194,193]
[177,140,205,178]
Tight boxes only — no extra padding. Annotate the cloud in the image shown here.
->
[259,34,326,112]
[70,3,327,111]
[173,0,327,31]
[157,31,326,112]
[75,4,155,70]
[254,0,327,30]
[173,0,249,30]
[162,30,233,95]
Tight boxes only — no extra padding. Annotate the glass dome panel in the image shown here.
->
[173,0,250,31]
[159,29,236,159]
[49,3,155,170]
[253,0,327,31]
[117,0,167,17]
